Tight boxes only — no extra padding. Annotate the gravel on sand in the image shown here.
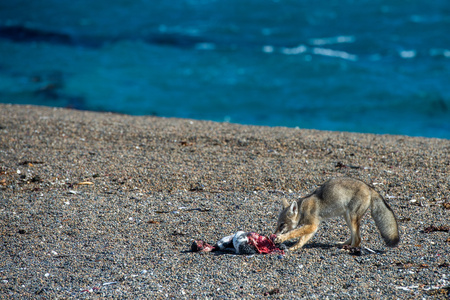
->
[0,104,449,299]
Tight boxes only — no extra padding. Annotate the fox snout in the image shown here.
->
[274,223,288,236]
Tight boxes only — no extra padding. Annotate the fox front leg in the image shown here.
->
[274,223,319,250]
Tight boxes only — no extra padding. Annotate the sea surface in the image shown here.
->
[0,0,449,139]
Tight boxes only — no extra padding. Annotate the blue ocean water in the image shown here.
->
[0,0,449,139]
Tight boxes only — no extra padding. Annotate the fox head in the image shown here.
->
[274,199,300,236]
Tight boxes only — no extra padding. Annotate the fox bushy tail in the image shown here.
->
[370,192,400,247]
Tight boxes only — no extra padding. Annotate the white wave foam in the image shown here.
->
[312,47,358,61]
[308,36,355,46]
[399,50,416,59]
[281,45,307,55]
[262,45,274,53]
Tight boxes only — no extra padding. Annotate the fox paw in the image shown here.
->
[273,235,285,244]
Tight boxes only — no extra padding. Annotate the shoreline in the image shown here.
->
[3,103,449,141]
[1,104,449,299]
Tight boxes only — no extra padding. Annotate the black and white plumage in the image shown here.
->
[216,231,257,255]
[191,231,285,255]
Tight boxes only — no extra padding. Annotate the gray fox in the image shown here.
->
[274,177,400,251]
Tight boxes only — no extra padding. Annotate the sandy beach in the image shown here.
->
[1,104,449,299]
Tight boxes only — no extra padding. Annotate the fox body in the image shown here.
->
[274,177,400,251]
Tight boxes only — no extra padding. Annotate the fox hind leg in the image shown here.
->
[337,213,362,247]
[347,213,363,247]
[351,216,362,247]
[349,202,371,247]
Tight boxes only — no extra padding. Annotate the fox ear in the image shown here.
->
[282,198,290,209]
[289,201,298,215]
